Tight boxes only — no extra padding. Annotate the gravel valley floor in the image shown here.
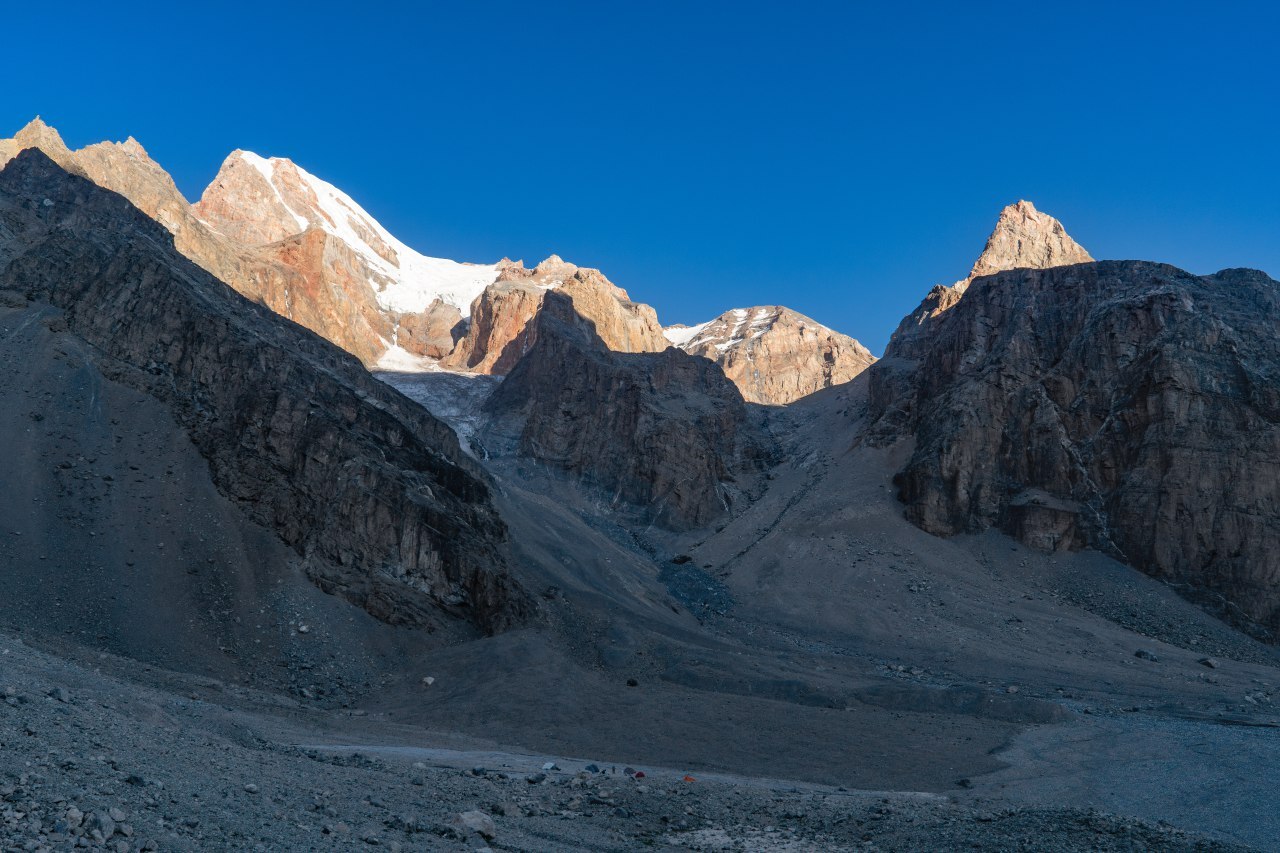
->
[0,632,1261,852]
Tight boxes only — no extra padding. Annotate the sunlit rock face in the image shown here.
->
[192,149,507,365]
[444,255,668,374]
[665,306,876,405]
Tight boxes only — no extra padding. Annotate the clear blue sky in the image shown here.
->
[5,1,1277,353]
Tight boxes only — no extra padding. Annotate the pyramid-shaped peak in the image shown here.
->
[16,115,52,135]
[968,200,1093,280]
[7,116,84,176]
[119,136,149,157]
[15,116,69,149]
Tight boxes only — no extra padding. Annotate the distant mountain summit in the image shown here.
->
[665,306,876,405]
[968,200,1093,282]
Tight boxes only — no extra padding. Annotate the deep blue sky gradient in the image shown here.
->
[5,1,1277,352]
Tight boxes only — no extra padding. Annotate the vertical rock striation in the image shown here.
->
[869,256,1280,640]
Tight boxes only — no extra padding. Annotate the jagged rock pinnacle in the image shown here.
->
[967,200,1093,281]
[888,200,1094,342]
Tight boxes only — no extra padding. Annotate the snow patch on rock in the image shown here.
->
[663,321,711,347]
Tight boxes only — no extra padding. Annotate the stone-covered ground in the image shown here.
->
[0,633,1248,852]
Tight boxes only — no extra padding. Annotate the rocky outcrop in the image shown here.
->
[665,306,876,405]
[444,255,668,374]
[0,149,530,634]
[869,259,1280,640]
[254,227,396,364]
[441,261,553,373]
[892,200,1093,343]
[484,292,774,529]
[395,298,465,359]
[557,263,669,354]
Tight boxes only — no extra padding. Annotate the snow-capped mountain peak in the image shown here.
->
[196,150,501,318]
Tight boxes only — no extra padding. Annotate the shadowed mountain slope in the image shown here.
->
[483,291,775,530]
[0,149,530,638]
[870,259,1280,639]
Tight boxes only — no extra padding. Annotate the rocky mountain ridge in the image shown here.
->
[10,115,1278,647]
[190,149,681,374]
[0,118,872,407]
[440,254,668,374]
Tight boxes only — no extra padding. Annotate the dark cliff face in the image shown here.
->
[484,291,775,531]
[0,150,530,634]
[869,260,1280,639]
